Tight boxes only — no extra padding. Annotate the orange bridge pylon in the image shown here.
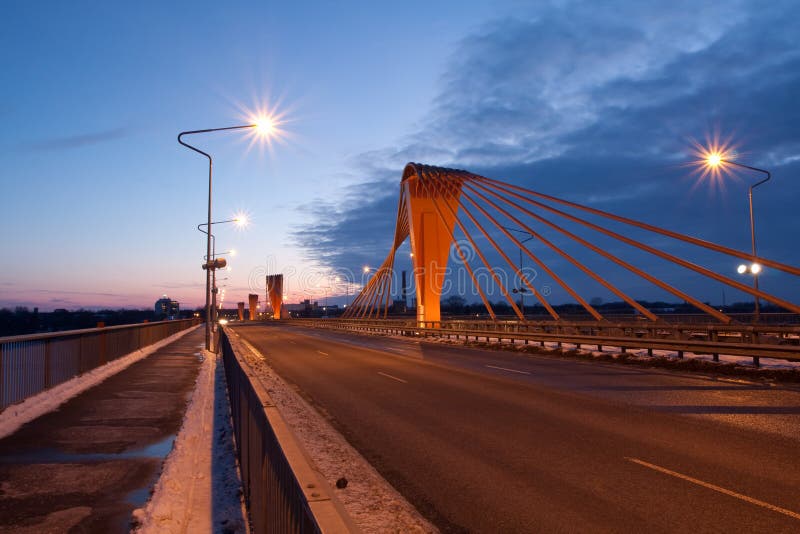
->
[266,274,284,320]
[342,163,800,325]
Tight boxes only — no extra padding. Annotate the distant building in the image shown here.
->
[155,295,179,320]
[283,299,340,318]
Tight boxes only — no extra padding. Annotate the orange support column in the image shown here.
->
[266,274,284,320]
[237,302,245,321]
[248,294,258,321]
[403,164,463,326]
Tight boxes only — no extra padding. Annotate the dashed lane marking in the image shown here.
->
[485,364,531,375]
[377,371,408,384]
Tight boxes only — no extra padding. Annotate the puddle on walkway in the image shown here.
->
[0,435,176,464]
[126,485,153,507]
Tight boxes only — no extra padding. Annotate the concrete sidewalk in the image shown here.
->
[0,328,204,533]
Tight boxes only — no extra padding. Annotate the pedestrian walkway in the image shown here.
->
[0,328,204,533]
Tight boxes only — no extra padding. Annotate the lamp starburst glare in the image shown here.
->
[254,115,274,137]
[687,129,740,193]
[236,100,292,155]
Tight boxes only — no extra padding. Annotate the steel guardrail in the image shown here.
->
[220,328,354,534]
[0,318,200,410]
[290,318,800,367]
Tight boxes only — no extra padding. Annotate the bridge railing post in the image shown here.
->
[752,328,761,367]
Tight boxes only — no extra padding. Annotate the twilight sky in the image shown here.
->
[2,0,799,311]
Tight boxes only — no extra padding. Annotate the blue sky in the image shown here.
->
[2,0,799,311]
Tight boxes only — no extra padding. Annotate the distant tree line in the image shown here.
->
[0,307,201,337]
[401,296,782,318]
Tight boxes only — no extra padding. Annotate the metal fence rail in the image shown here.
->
[0,319,200,410]
[220,329,352,533]
[293,318,800,367]
[435,312,800,325]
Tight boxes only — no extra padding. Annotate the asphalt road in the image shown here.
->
[233,323,800,533]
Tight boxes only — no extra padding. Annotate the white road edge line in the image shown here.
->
[625,457,800,521]
[316,350,329,356]
[485,364,531,375]
[377,371,408,384]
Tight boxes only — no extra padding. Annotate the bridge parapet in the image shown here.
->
[0,318,200,410]
[292,318,800,367]
[219,328,355,533]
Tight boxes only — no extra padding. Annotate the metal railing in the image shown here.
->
[291,318,800,367]
[0,318,200,410]
[220,329,353,533]
[432,312,800,325]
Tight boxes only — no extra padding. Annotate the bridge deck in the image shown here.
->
[0,328,204,533]
[234,322,800,532]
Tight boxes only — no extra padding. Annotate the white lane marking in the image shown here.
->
[377,371,408,384]
[485,364,531,375]
[316,351,329,356]
[626,457,800,521]
[288,341,296,345]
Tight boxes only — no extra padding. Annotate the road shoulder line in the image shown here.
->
[625,457,800,520]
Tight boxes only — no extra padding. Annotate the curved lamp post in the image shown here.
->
[180,122,270,350]
[196,218,246,341]
[502,226,535,316]
[706,154,771,322]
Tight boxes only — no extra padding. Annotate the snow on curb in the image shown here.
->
[227,329,437,534]
[0,325,202,440]
[132,350,247,534]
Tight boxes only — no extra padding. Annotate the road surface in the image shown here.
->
[233,323,800,533]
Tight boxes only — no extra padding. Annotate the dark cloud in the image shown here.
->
[294,1,800,304]
[293,178,401,274]
[28,126,132,151]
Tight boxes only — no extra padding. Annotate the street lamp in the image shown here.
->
[705,152,771,322]
[197,219,246,338]
[198,219,245,263]
[737,263,762,275]
[205,250,235,328]
[180,121,271,351]
[202,256,227,331]
[502,226,535,317]
[204,249,236,259]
